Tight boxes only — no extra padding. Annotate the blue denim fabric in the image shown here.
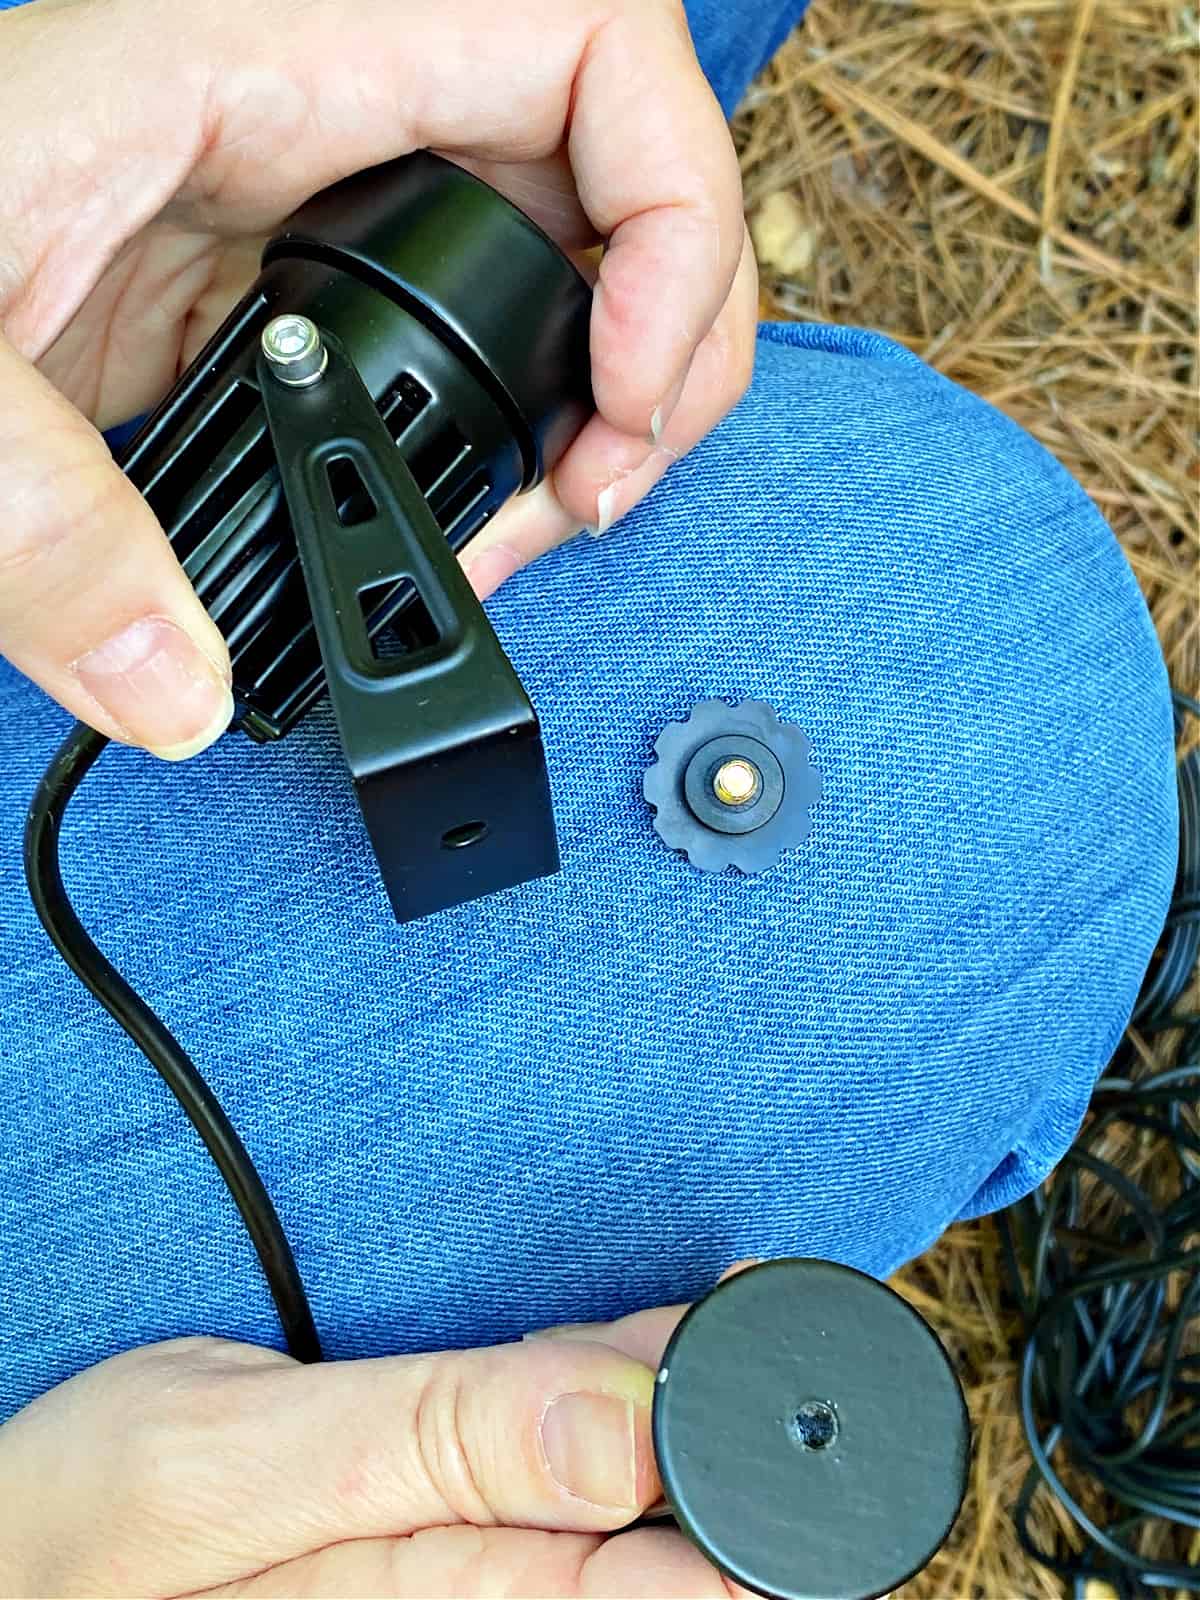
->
[684,0,810,116]
[0,0,1177,1425]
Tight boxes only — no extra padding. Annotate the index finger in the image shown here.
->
[567,4,747,439]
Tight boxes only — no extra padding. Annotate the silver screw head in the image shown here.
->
[261,314,328,386]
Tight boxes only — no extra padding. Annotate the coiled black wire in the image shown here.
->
[23,722,322,1364]
[1000,692,1200,1598]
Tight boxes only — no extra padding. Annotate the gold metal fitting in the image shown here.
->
[713,758,761,806]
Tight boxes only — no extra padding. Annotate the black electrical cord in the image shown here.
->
[23,721,322,1364]
[1000,692,1200,1598]
[21,689,1200,1593]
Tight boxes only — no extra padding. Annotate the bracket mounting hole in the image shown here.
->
[442,821,490,851]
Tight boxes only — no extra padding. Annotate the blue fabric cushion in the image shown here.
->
[0,320,1177,1421]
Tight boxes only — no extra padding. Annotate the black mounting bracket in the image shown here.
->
[257,327,559,923]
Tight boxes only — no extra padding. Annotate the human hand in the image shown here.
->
[0,1293,757,1598]
[0,0,754,760]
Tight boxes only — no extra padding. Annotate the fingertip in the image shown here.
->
[597,274,698,435]
[588,244,695,441]
[461,542,523,600]
[148,683,236,762]
[461,479,583,591]
[519,1338,660,1523]
[70,615,234,763]
[540,1388,646,1515]
[0,337,234,759]
[718,1258,764,1283]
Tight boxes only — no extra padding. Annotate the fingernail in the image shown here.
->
[594,483,620,536]
[541,1391,641,1509]
[72,616,233,761]
[462,542,521,600]
[647,368,688,444]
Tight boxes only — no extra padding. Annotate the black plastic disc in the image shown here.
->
[653,1259,970,1600]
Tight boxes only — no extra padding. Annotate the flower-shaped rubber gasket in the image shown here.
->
[642,699,823,874]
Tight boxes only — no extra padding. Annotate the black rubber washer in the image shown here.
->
[653,1259,970,1600]
[642,700,823,875]
[683,736,785,836]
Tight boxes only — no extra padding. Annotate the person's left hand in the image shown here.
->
[0,1284,755,1598]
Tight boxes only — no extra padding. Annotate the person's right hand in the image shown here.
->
[1,0,754,761]
[0,1290,756,1599]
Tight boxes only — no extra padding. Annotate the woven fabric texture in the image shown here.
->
[0,0,1177,1424]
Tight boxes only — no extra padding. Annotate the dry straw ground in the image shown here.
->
[736,2,1197,1593]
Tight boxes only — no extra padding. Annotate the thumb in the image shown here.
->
[0,335,232,759]
[270,1336,661,1539]
[1,1334,660,1597]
